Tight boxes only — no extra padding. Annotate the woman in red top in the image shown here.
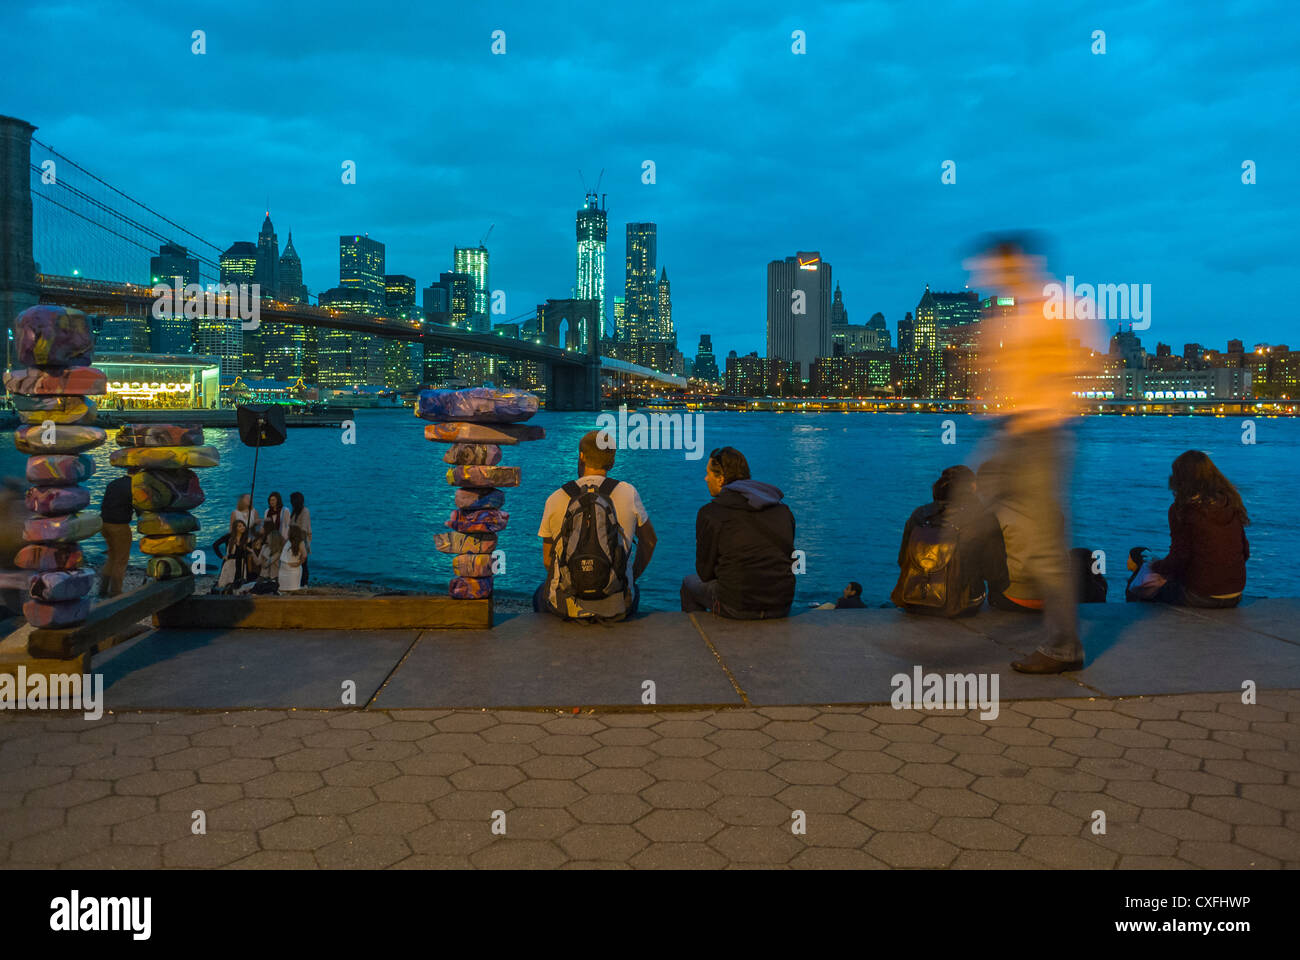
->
[1148,450,1250,608]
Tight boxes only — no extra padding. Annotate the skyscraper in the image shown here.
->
[150,242,198,287]
[766,251,832,380]
[897,311,915,353]
[255,212,280,298]
[830,283,848,326]
[219,241,257,287]
[867,311,890,350]
[693,333,719,382]
[258,231,308,380]
[339,235,385,314]
[207,241,256,379]
[384,275,417,320]
[613,296,627,341]
[657,267,673,343]
[453,247,490,332]
[439,272,473,328]
[278,232,308,303]
[912,285,941,352]
[149,243,198,354]
[576,191,606,318]
[624,223,658,344]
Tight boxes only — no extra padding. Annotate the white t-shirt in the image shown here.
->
[537,475,647,616]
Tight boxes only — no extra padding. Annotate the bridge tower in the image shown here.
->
[0,115,39,374]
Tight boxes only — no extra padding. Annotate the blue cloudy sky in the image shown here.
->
[4,0,1295,357]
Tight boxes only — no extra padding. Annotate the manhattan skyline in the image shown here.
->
[3,0,1295,358]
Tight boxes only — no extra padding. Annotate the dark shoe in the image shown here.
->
[1012,650,1083,674]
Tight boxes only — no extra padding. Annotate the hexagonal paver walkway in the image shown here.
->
[3,689,1297,869]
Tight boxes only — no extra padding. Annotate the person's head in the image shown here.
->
[578,430,615,477]
[288,526,304,550]
[843,581,862,599]
[290,491,305,514]
[932,464,976,503]
[262,519,278,536]
[1169,450,1250,525]
[231,519,246,538]
[236,493,250,511]
[268,491,283,512]
[706,447,750,496]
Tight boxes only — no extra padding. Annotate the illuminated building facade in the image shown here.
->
[811,353,898,396]
[725,352,800,397]
[339,234,385,313]
[219,241,257,287]
[766,251,832,381]
[453,247,490,332]
[97,354,221,410]
[576,192,606,316]
[656,267,673,343]
[217,241,257,379]
[624,223,658,344]
[613,296,626,340]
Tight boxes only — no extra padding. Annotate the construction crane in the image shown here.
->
[480,223,494,247]
[579,168,606,205]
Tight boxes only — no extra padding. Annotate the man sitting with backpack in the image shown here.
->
[890,465,1007,617]
[534,430,657,622]
[681,446,796,619]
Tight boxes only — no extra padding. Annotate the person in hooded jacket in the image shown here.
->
[1145,450,1250,608]
[681,446,795,619]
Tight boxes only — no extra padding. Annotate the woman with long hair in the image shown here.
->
[278,525,308,593]
[1147,450,1250,608]
[265,491,289,540]
[289,491,312,586]
[214,519,251,588]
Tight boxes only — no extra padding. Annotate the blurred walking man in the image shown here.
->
[968,235,1101,674]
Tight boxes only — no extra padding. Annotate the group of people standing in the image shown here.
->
[95,483,314,596]
[214,491,313,592]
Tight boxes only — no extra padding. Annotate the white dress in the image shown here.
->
[278,543,304,592]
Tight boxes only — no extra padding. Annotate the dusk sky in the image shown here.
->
[4,0,1295,357]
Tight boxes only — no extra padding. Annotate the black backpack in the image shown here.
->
[891,509,980,617]
[556,478,629,605]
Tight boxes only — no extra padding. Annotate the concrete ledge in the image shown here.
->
[27,577,195,660]
[87,598,1300,711]
[153,594,492,630]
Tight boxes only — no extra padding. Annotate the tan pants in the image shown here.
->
[101,522,133,597]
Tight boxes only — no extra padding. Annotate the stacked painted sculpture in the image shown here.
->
[3,305,107,627]
[418,387,543,599]
[110,423,215,580]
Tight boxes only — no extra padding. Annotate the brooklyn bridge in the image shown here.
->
[0,114,682,410]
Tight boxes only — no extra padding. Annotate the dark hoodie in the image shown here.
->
[1150,496,1249,597]
[695,479,796,618]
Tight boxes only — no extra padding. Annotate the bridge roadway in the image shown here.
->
[36,274,587,366]
[33,275,685,407]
